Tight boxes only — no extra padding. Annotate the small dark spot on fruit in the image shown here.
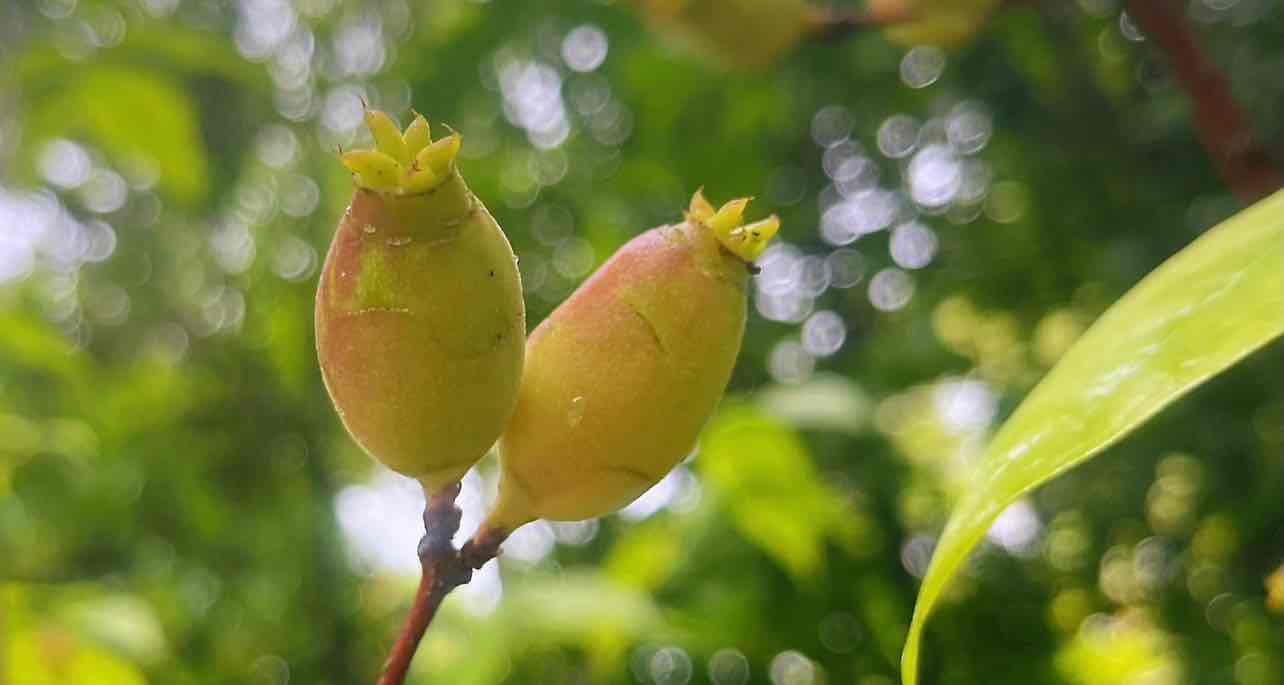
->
[489,270,495,277]
[747,262,762,275]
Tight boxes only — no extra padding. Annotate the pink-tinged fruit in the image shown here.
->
[482,190,778,531]
[317,109,525,494]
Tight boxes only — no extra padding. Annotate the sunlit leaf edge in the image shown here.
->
[902,189,1284,685]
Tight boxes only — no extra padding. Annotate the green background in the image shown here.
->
[1,1,1281,684]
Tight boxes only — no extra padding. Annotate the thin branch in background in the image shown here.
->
[803,3,920,42]
[374,484,505,685]
[1124,0,1282,202]
[806,0,1038,43]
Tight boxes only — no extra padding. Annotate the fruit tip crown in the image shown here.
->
[339,107,463,195]
[685,188,779,263]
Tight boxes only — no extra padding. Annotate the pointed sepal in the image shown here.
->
[416,132,462,179]
[341,149,402,191]
[365,109,409,166]
[341,108,460,195]
[685,189,779,263]
[687,187,716,222]
[403,112,432,158]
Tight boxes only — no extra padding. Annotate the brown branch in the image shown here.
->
[805,0,1039,43]
[805,0,1282,201]
[375,484,508,685]
[803,4,921,42]
[375,555,454,685]
[1125,0,1282,202]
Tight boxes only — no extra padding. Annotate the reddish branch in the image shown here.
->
[375,557,454,685]
[810,0,1280,201]
[1125,0,1281,202]
[375,484,507,685]
[803,4,920,41]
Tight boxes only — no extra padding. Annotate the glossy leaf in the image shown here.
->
[903,190,1284,684]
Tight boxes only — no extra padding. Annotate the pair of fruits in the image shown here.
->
[315,109,779,540]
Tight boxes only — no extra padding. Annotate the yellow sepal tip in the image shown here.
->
[688,187,716,222]
[402,166,441,194]
[416,132,462,179]
[403,112,431,158]
[341,149,402,192]
[341,108,457,194]
[687,190,779,263]
[736,215,780,261]
[708,197,751,237]
[364,109,410,166]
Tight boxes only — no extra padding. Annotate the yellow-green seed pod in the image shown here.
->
[480,190,778,533]
[868,0,1002,49]
[632,0,810,68]
[317,109,525,495]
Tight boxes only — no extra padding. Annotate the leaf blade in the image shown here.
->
[902,190,1284,684]
[27,65,210,205]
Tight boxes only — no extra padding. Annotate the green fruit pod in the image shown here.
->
[633,0,809,68]
[868,0,1002,49]
[316,110,525,494]
[482,190,779,532]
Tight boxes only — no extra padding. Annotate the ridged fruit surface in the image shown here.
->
[484,191,778,530]
[316,110,525,494]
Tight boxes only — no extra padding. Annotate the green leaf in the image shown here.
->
[902,190,1284,685]
[1052,615,1176,685]
[58,593,168,666]
[27,65,209,204]
[755,374,871,436]
[4,625,147,685]
[699,402,860,583]
[17,24,268,96]
[0,312,89,383]
[422,571,664,684]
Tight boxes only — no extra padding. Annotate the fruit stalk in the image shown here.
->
[375,484,505,685]
[375,484,465,685]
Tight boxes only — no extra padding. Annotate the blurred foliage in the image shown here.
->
[0,1,1281,685]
